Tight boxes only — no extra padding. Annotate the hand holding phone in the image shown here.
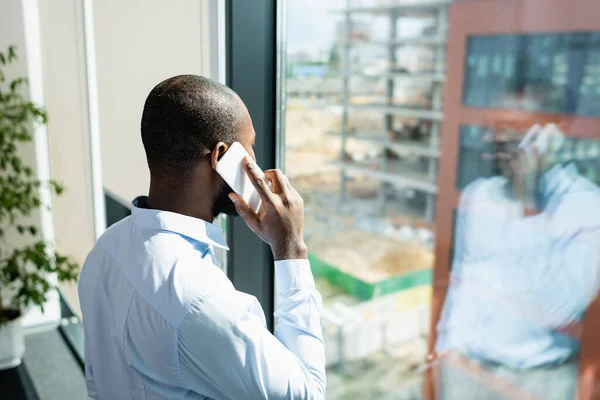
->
[217,144,307,261]
[514,123,565,211]
[519,123,565,156]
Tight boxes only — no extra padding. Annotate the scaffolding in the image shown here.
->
[333,0,449,224]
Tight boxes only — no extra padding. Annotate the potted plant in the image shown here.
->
[0,46,78,370]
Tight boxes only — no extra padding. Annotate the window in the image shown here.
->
[278,0,600,399]
[281,1,441,397]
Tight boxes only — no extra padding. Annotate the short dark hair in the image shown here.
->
[141,75,243,184]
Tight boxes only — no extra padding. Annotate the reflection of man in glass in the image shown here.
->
[435,124,600,399]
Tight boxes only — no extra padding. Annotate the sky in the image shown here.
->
[286,0,346,55]
[286,0,423,57]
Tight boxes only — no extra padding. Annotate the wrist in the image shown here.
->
[523,205,542,217]
[271,240,308,261]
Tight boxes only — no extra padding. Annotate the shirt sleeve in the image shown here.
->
[534,226,600,328]
[485,190,600,329]
[177,259,326,400]
[502,184,600,328]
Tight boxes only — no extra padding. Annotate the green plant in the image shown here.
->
[0,46,78,324]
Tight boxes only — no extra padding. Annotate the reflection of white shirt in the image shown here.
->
[79,197,326,399]
[436,164,600,368]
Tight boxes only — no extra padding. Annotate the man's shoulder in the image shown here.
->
[458,177,510,209]
[93,216,133,252]
[130,256,233,329]
[88,220,233,326]
[137,235,232,323]
[561,176,600,227]
[465,176,507,195]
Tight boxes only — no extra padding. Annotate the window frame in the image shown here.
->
[224,0,280,331]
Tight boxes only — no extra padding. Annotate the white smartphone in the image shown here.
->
[215,142,267,213]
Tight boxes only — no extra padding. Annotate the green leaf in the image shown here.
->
[34,242,45,253]
[11,157,21,173]
[7,46,17,62]
[9,77,25,92]
[52,182,64,195]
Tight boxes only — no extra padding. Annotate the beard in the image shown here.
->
[211,181,238,220]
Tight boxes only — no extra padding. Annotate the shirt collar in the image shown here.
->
[130,196,229,250]
[543,163,578,199]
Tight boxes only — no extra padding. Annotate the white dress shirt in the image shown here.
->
[78,196,326,399]
[437,164,600,368]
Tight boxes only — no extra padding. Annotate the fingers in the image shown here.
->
[228,193,260,230]
[264,169,292,196]
[242,157,276,205]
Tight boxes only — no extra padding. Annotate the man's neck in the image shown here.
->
[147,182,213,223]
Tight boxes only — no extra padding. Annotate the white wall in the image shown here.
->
[92,0,212,204]
[38,0,96,266]
[36,0,98,313]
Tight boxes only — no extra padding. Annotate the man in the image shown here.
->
[435,124,600,399]
[78,75,326,400]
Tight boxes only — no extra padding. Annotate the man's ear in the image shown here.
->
[210,142,229,170]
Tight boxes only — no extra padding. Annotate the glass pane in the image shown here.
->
[279,0,600,398]
[282,0,441,397]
